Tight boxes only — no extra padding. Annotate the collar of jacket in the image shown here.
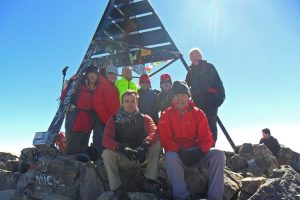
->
[191,59,208,68]
[121,76,132,82]
[171,100,195,113]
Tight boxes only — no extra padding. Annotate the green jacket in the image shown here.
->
[115,76,138,103]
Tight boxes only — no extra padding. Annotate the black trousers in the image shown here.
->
[192,97,218,143]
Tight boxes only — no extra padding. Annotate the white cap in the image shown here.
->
[106,65,118,75]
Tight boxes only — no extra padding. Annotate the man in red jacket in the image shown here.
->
[158,81,225,200]
[93,65,120,156]
[102,90,161,199]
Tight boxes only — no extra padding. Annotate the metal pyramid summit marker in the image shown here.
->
[33,0,189,148]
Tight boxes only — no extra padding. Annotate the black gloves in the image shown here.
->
[136,141,151,163]
[117,145,137,161]
[178,148,204,167]
[178,149,192,166]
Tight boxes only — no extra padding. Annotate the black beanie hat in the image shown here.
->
[172,81,191,97]
[85,65,98,74]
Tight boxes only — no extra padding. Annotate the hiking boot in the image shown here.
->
[141,178,161,194]
[114,185,130,200]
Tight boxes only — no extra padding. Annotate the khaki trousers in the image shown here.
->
[102,141,161,191]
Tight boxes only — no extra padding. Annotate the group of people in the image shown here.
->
[61,48,226,200]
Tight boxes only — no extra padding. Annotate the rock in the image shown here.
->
[252,144,278,175]
[249,165,300,200]
[224,168,243,200]
[40,193,71,200]
[19,147,59,173]
[0,189,15,200]
[277,146,300,173]
[0,169,19,190]
[128,192,159,200]
[96,191,117,200]
[80,162,104,200]
[230,154,247,171]
[96,192,159,200]
[94,160,110,191]
[241,177,266,195]
[4,160,19,172]
[228,143,278,177]
[184,163,208,196]
[16,157,84,199]
[0,152,18,162]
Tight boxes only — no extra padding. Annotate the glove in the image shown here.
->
[136,141,151,163]
[178,148,204,167]
[117,144,137,161]
[208,89,224,108]
[189,148,204,165]
[178,149,193,166]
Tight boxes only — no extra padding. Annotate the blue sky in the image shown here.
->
[1,0,300,154]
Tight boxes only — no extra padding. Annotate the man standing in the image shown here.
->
[259,128,281,156]
[158,81,225,200]
[102,90,161,199]
[138,74,159,124]
[157,73,173,112]
[186,48,225,143]
[115,66,138,103]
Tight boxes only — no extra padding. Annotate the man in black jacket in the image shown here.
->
[138,74,159,124]
[259,128,281,156]
[186,48,225,143]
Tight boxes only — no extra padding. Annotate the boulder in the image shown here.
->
[228,143,278,176]
[80,162,104,200]
[0,169,19,190]
[0,152,18,162]
[16,157,84,199]
[241,176,266,195]
[277,146,300,173]
[249,165,300,199]
[0,189,15,200]
[224,168,243,200]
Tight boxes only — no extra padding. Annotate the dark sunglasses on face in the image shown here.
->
[161,80,172,84]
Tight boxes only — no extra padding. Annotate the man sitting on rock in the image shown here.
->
[102,90,161,199]
[259,128,281,156]
[158,81,226,200]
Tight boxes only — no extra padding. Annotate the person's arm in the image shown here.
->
[273,138,281,156]
[158,110,180,152]
[93,87,110,124]
[208,64,225,107]
[143,115,159,144]
[102,117,118,151]
[196,110,215,154]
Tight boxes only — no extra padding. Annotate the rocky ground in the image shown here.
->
[1,143,300,200]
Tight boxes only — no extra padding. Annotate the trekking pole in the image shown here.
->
[216,116,238,153]
[61,66,69,92]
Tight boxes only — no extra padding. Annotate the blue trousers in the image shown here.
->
[165,148,225,200]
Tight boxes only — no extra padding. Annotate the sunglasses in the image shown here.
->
[161,80,172,84]
[140,80,150,84]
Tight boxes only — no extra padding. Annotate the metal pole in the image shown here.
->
[217,116,238,153]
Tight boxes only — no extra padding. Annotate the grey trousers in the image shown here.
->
[165,148,225,200]
[102,141,161,191]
